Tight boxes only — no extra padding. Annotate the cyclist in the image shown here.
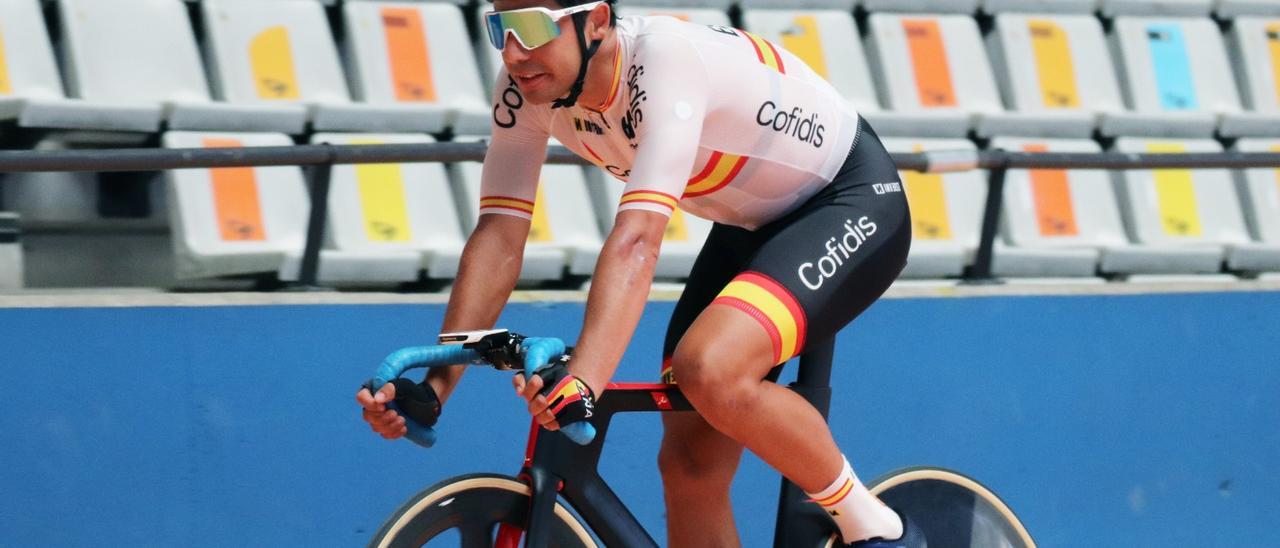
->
[357,1,920,546]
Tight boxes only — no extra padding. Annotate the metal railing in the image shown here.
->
[1,142,1278,287]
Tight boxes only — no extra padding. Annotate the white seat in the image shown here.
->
[990,138,1126,277]
[980,0,1099,13]
[864,14,1004,137]
[984,14,1126,137]
[1215,0,1280,16]
[1231,139,1280,272]
[864,0,979,13]
[614,7,732,27]
[163,131,308,280]
[453,138,604,281]
[592,172,715,280]
[1101,0,1213,16]
[882,138,988,278]
[1103,17,1263,137]
[619,0,734,9]
[741,10,882,115]
[341,2,490,135]
[1111,137,1280,273]
[289,133,469,282]
[739,0,857,10]
[0,213,21,290]
[203,0,432,134]
[1224,17,1280,137]
[0,0,154,133]
[54,0,297,134]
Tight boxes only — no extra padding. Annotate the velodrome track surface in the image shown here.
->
[2,281,1278,546]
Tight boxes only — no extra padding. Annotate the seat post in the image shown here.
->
[793,337,836,419]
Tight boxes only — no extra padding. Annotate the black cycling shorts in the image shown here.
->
[661,117,911,382]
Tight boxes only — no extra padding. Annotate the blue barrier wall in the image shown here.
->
[2,291,1278,546]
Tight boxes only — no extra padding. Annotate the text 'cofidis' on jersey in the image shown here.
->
[757,101,826,149]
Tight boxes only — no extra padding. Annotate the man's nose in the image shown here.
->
[501,34,533,65]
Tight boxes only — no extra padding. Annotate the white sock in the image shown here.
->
[805,456,903,544]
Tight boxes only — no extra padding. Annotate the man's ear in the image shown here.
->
[586,3,612,39]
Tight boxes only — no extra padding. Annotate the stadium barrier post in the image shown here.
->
[966,151,1009,284]
[296,160,334,290]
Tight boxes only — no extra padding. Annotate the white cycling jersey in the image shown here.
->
[481,15,861,231]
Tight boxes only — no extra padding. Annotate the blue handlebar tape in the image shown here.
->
[521,338,596,445]
[368,345,483,449]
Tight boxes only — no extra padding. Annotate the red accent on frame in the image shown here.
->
[495,524,523,548]
[651,391,673,410]
[522,419,540,468]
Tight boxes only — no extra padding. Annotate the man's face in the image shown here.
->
[491,0,585,105]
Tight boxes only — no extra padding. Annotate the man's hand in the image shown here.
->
[512,363,597,432]
[513,372,559,430]
[356,383,407,440]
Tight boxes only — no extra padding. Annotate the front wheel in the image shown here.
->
[367,473,597,548]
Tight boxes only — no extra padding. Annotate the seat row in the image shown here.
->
[159,131,1280,284]
[2,0,1278,141]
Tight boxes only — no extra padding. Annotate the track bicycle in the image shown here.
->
[364,329,1036,547]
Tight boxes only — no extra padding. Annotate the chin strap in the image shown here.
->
[552,11,603,110]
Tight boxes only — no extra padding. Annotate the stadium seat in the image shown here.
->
[1224,16,1280,137]
[0,0,160,133]
[592,172,715,280]
[614,7,733,26]
[285,133,467,282]
[163,131,308,280]
[341,2,491,135]
[620,0,734,9]
[741,10,883,115]
[881,138,987,278]
[864,14,1004,137]
[1215,0,1280,17]
[864,0,979,14]
[1231,139,1280,273]
[739,0,857,10]
[453,138,604,281]
[202,0,446,134]
[1111,137,1280,273]
[0,213,20,290]
[989,138,1126,277]
[1104,17,1246,138]
[1101,0,1213,16]
[980,0,1099,13]
[54,0,297,135]
[985,14,1126,137]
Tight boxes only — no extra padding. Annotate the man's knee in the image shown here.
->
[670,342,757,415]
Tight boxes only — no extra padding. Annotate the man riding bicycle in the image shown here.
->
[357,1,920,546]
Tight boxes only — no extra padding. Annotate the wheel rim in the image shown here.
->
[868,467,1036,548]
[373,476,595,548]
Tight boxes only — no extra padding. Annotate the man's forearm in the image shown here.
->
[427,216,527,402]
[570,219,663,395]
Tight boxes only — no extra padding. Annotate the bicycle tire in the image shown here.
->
[367,473,597,548]
[867,466,1036,548]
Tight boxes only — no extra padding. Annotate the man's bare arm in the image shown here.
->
[568,210,670,394]
[425,214,530,403]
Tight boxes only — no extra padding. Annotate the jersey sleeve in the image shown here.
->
[480,69,551,220]
[616,35,710,218]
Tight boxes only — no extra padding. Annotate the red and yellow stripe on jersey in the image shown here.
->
[620,190,679,215]
[742,31,787,75]
[659,356,675,384]
[479,195,535,218]
[684,151,749,198]
[712,271,808,365]
[546,376,590,416]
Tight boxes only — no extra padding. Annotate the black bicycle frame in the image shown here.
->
[516,338,838,548]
